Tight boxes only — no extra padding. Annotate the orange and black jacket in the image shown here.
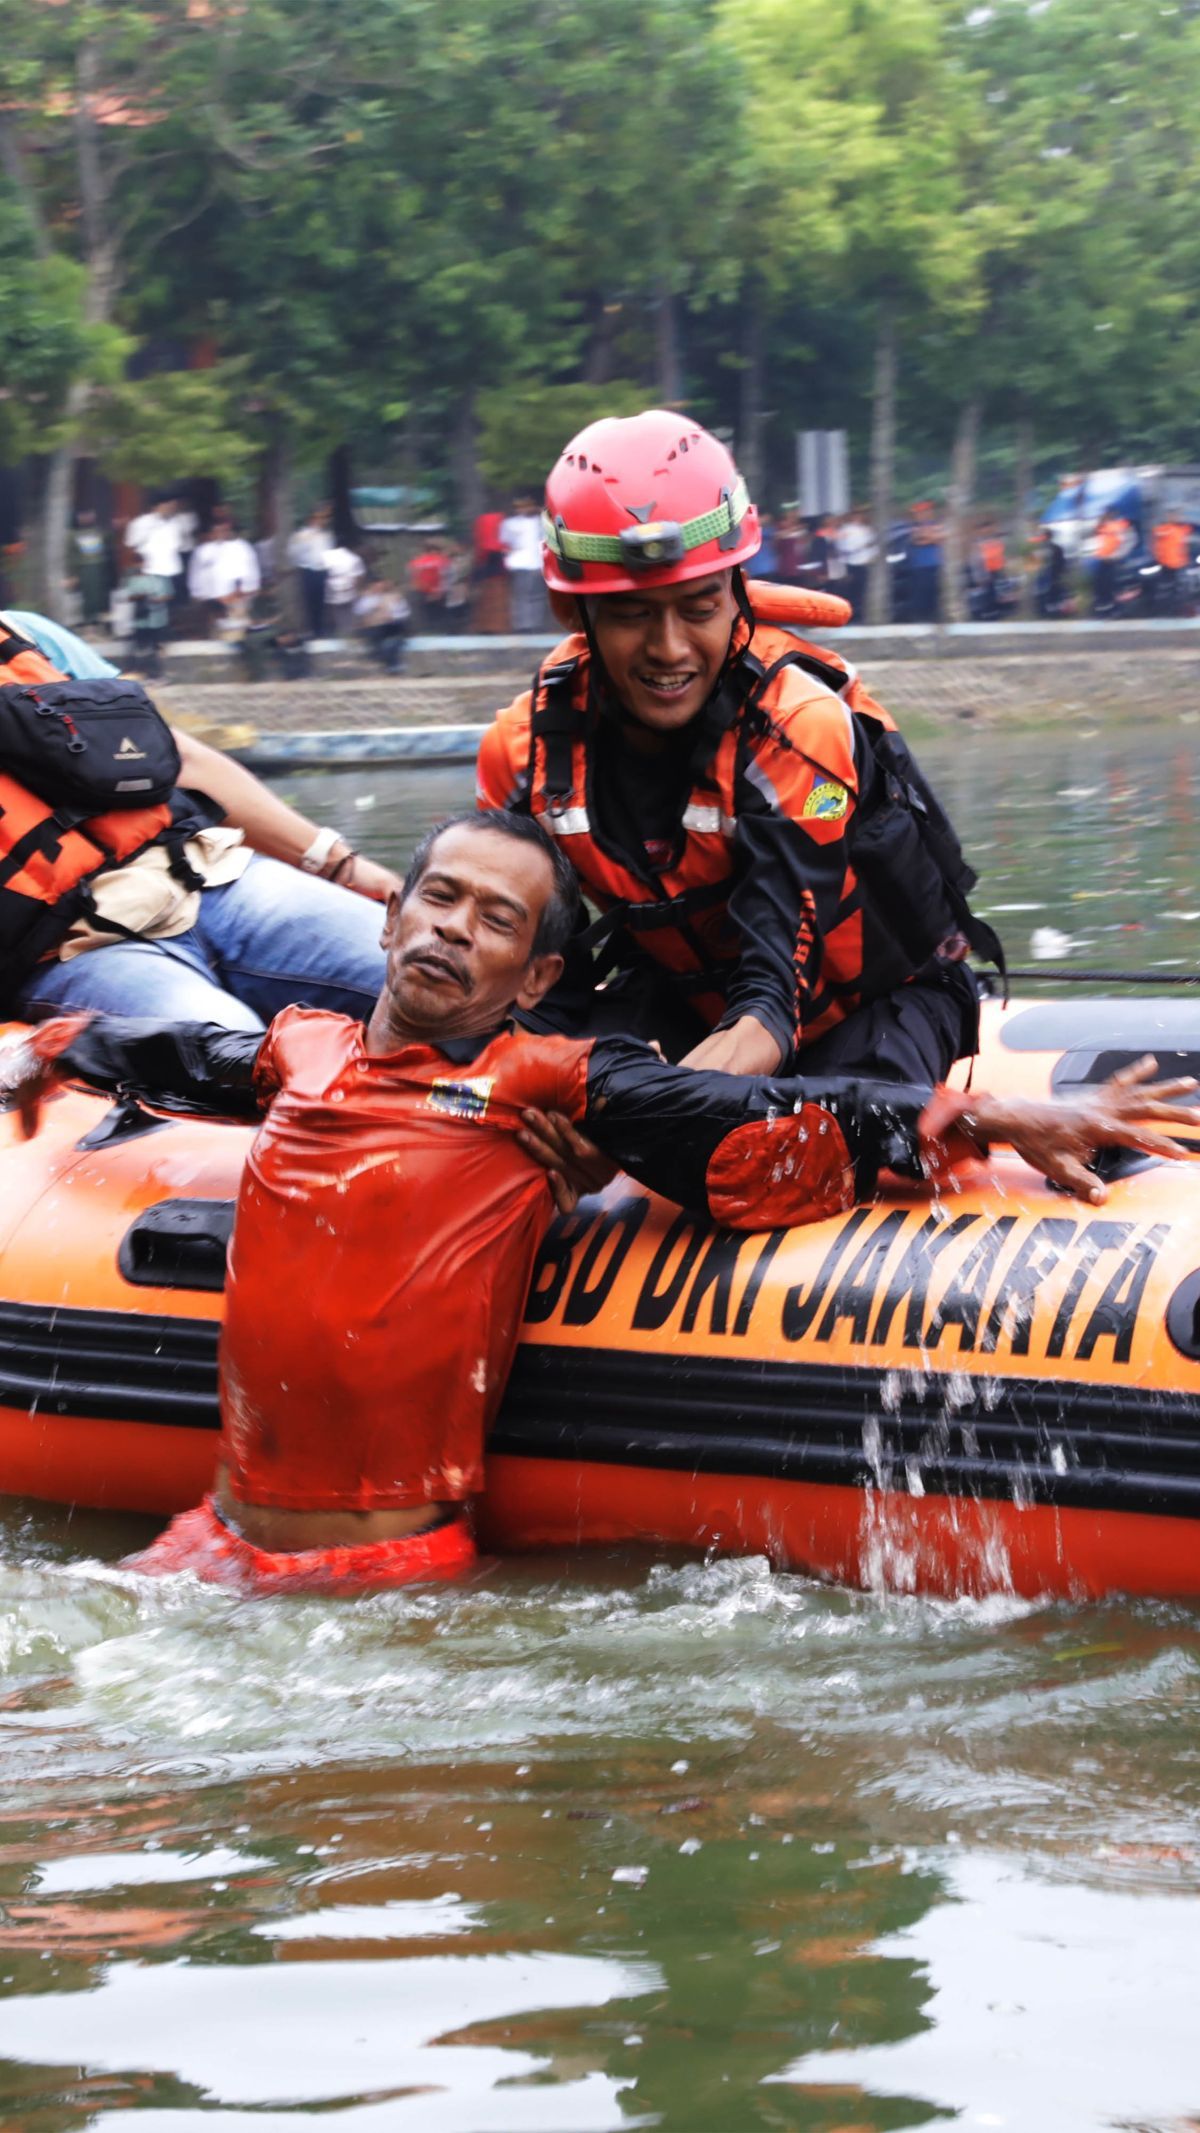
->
[477,612,993,1065]
[0,622,216,998]
[41,1013,975,1230]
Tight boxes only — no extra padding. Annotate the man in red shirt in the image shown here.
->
[8,813,1193,1594]
[407,542,449,629]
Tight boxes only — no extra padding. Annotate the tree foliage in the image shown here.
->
[3,0,1200,596]
[476,381,648,496]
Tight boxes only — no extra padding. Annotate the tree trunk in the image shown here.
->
[737,284,767,506]
[328,442,355,547]
[22,459,53,614]
[942,397,980,624]
[264,421,301,630]
[654,277,681,404]
[42,379,93,619]
[867,302,896,625]
[1013,409,1035,617]
[452,393,484,532]
[584,297,617,388]
[41,40,119,621]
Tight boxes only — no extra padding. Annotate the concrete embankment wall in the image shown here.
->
[130,621,1200,764]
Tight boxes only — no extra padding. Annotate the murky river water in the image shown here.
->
[1,724,1199,2131]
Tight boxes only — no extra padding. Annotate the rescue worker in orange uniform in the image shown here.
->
[1093,510,1131,615]
[975,527,1007,620]
[1152,518,1193,614]
[477,411,1000,1097]
[9,810,1189,1595]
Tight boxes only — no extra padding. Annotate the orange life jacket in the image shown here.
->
[527,622,885,1031]
[0,621,193,999]
[1095,517,1127,561]
[979,539,1005,576]
[478,581,1000,1045]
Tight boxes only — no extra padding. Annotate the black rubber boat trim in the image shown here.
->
[492,1345,1200,1517]
[0,1302,1198,1518]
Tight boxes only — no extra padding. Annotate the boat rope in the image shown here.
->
[998,969,1200,987]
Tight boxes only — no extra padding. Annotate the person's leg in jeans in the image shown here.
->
[512,570,546,632]
[187,854,388,1023]
[17,935,266,1030]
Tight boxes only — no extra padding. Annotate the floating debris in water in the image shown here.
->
[1029,925,1079,960]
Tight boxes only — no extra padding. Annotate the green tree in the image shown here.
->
[917,0,1200,612]
[476,381,648,498]
[716,0,982,616]
[0,1,222,604]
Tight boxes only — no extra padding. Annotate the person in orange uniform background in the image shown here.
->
[976,525,1007,620]
[1152,516,1193,615]
[1093,508,1131,615]
[477,410,1000,1089]
[8,809,1189,1597]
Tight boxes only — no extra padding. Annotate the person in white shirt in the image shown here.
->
[287,504,335,638]
[323,545,366,633]
[125,496,188,586]
[836,509,877,621]
[499,496,549,631]
[187,515,263,633]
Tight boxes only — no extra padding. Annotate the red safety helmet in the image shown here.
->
[542,409,761,595]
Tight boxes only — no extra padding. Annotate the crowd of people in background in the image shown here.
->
[60,487,562,676]
[47,481,1200,677]
[754,500,1200,625]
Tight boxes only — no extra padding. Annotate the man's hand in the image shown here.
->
[0,1014,94,1140]
[681,1014,784,1077]
[967,1057,1199,1203]
[518,1108,617,1216]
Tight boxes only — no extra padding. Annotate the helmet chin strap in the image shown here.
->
[728,563,754,635]
[576,596,612,715]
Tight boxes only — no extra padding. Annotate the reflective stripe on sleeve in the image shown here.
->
[681,803,737,836]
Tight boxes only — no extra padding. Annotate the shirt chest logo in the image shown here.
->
[802,779,849,821]
[426,1075,495,1122]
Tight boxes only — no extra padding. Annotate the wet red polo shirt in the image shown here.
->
[220,1007,590,1513]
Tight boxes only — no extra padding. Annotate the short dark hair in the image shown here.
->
[400,810,579,959]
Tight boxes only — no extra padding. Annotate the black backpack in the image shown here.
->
[741,647,1006,995]
[0,673,180,814]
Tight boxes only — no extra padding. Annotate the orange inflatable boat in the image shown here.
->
[0,995,1198,1602]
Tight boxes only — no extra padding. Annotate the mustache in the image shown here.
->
[400,944,471,990]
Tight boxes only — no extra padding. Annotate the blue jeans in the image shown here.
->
[18,854,388,1033]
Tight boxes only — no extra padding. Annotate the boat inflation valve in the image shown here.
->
[118,1198,236,1293]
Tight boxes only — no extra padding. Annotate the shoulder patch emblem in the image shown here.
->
[802,779,849,821]
[426,1076,495,1122]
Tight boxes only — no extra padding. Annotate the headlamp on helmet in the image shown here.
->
[543,472,752,584]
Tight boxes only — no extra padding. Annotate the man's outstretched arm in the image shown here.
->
[0,1016,267,1133]
[552,1038,1198,1229]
